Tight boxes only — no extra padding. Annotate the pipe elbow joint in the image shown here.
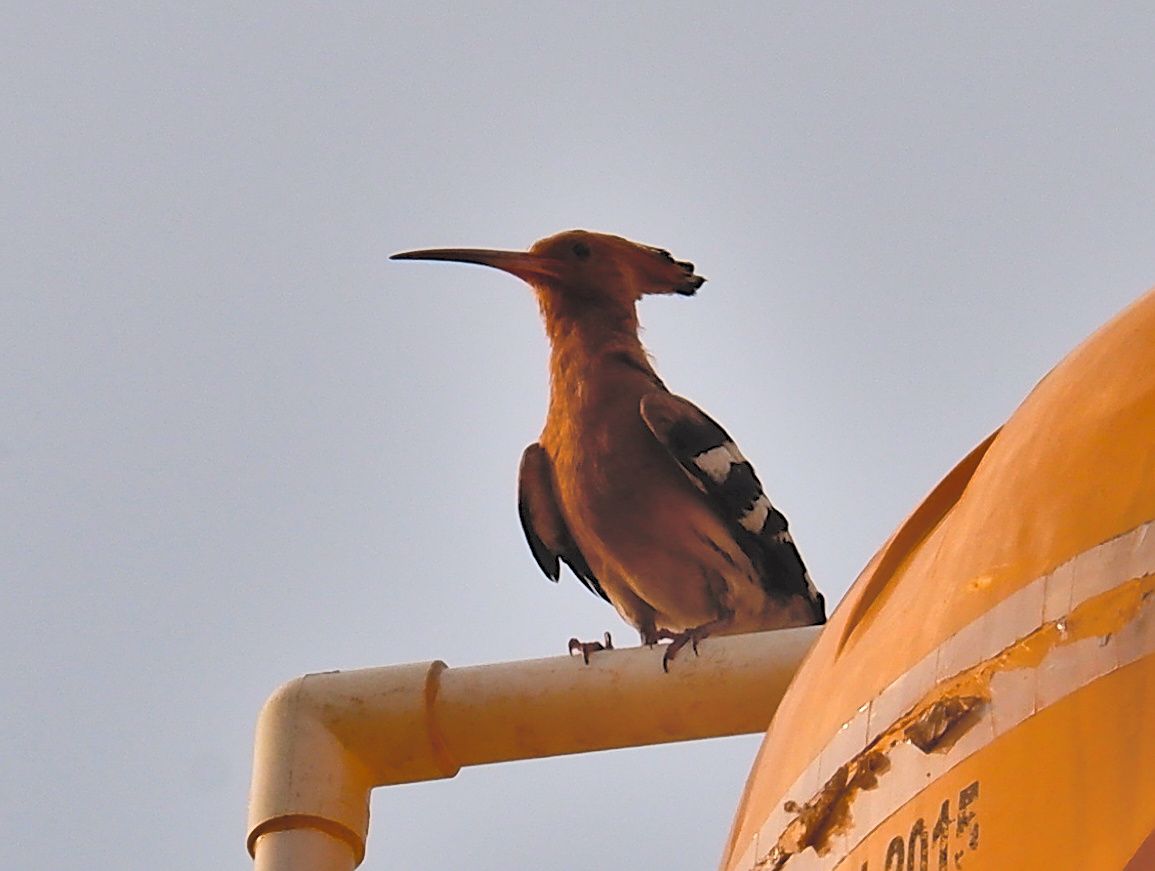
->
[247,661,456,866]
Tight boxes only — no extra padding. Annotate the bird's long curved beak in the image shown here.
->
[390,247,562,283]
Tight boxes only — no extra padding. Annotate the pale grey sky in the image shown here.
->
[4,4,1153,870]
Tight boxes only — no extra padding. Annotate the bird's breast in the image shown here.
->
[543,398,696,552]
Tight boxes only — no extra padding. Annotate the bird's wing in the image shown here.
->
[639,391,824,617]
[517,443,610,602]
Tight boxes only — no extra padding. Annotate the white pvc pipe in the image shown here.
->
[248,626,820,870]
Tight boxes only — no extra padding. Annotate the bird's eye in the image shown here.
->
[572,242,591,260]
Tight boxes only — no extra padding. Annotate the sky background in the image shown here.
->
[4,5,1154,870]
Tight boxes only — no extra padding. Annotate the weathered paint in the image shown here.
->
[739,559,1155,870]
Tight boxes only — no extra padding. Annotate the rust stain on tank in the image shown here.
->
[904,694,986,753]
[753,571,1154,869]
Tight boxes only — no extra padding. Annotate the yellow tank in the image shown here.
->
[720,289,1155,870]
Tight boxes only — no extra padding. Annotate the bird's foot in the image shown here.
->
[568,631,614,665]
[655,626,711,672]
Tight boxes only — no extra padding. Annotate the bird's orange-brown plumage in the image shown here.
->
[393,230,825,664]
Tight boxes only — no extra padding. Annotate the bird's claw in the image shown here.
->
[568,631,614,665]
[658,628,706,672]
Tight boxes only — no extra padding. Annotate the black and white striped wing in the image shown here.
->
[639,391,824,619]
[517,443,610,602]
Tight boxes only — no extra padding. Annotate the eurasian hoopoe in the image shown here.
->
[392,230,825,668]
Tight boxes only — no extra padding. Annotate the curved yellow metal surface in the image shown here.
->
[721,287,1155,870]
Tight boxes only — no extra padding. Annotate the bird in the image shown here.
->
[391,230,825,668]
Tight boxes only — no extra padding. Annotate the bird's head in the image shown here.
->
[391,230,705,310]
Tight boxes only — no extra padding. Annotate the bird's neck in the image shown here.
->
[537,292,661,433]
[539,291,652,371]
